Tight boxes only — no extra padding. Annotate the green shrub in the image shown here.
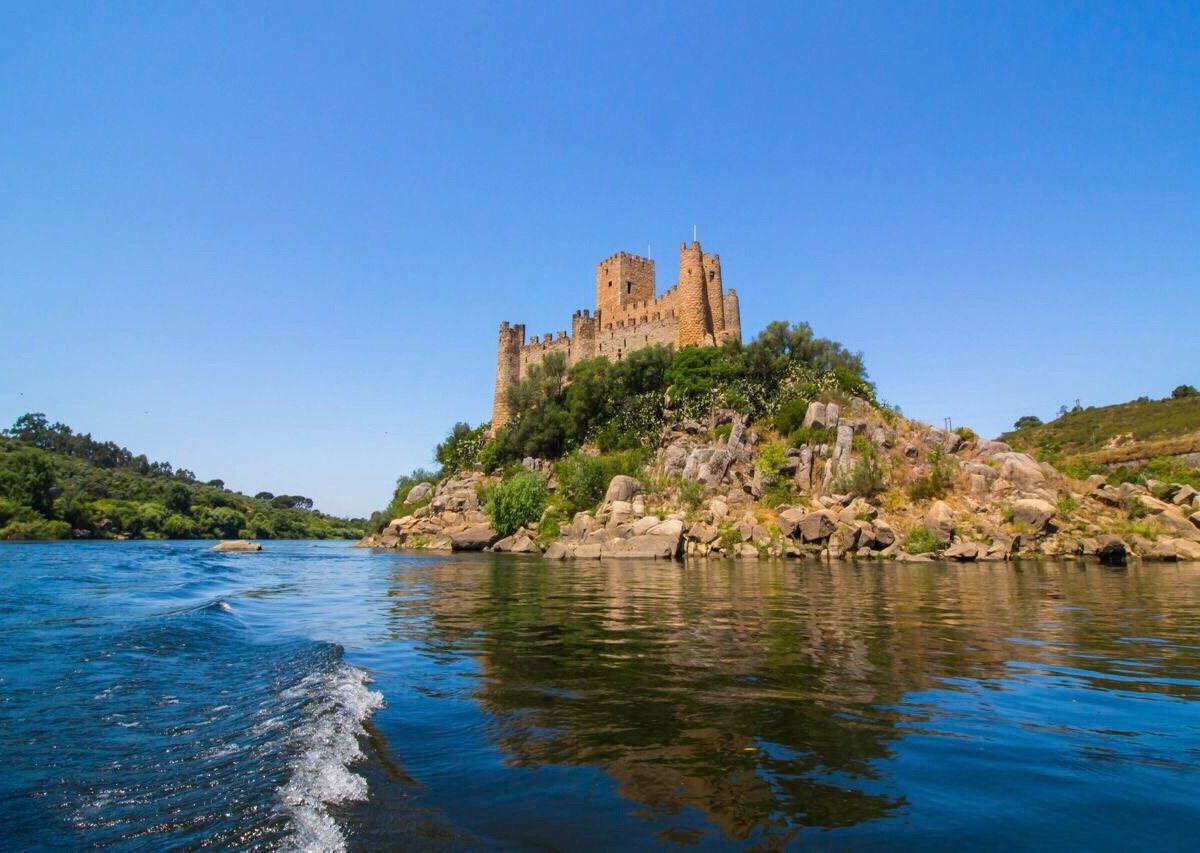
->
[754,441,788,477]
[1126,498,1148,520]
[902,527,940,554]
[790,426,835,447]
[679,478,706,511]
[486,470,548,538]
[835,448,886,499]
[761,479,798,508]
[555,449,645,516]
[907,447,955,501]
[536,504,565,547]
[770,397,810,435]
[1,518,71,540]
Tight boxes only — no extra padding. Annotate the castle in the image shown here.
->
[493,240,741,428]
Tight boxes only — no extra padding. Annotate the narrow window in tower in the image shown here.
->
[626,281,633,294]
[709,270,715,281]
[608,280,613,288]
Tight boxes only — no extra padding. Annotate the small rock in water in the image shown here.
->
[211,539,262,553]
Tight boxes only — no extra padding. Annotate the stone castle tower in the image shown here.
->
[492,240,741,429]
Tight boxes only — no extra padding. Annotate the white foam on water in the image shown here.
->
[276,662,384,852]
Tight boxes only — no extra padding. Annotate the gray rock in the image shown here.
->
[1011,498,1057,532]
[1096,535,1127,566]
[802,401,827,430]
[449,524,499,551]
[404,482,434,504]
[924,500,954,545]
[687,522,720,544]
[994,452,1047,493]
[825,403,840,431]
[544,542,569,560]
[648,518,685,539]
[600,534,681,560]
[574,543,603,559]
[569,512,596,541]
[944,541,980,561]
[493,534,538,553]
[795,446,813,491]
[1173,485,1198,506]
[212,539,262,553]
[796,510,839,543]
[727,419,746,453]
[604,475,641,505]
[872,520,897,549]
[1159,508,1200,542]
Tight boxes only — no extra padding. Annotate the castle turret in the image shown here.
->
[595,252,655,327]
[571,309,597,365]
[676,241,715,347]
[492,322,524,429]
[703,252,726,341]
[722,289,741,344]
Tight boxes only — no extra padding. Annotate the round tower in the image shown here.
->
[676,241,714,347]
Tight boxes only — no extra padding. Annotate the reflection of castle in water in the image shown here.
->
[394,559,1200,844]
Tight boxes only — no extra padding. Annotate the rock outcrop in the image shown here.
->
[358,396,1200,566]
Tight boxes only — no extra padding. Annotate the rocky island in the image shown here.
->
[361,243,1200,566]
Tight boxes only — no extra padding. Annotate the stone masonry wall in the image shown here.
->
[493,240,741,430]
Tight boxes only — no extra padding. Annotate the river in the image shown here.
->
[2,542,1198,849]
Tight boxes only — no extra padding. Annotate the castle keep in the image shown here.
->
[493,240,741,428]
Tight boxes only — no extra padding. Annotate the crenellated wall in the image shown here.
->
[492,240,742,430]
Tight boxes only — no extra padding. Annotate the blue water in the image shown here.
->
[2,543,1199,849]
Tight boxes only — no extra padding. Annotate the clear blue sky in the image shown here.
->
[2,2,1197,517]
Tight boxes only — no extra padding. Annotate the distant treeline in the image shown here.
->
[0,414,363,541]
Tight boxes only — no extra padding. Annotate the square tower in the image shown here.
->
[595,252,655,324]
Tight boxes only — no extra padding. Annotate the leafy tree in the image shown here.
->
[436,422,489,473]
[165,482,192,514]
[1172,384,1198,399]
[0,446,57,516]
[1013,415,1043,430]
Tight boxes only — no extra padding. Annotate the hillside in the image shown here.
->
[1001,391,1200,473]
[0,414,364,540]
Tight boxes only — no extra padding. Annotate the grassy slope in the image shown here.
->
[1001,396,1200,464]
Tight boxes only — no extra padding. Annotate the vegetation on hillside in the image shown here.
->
[0,414,365,541]
[1002,391,1200,474]
[466,320,871,469]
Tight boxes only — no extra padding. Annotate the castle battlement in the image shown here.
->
[492,240,741,429]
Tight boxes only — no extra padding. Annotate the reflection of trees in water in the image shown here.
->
[389,557,1200,843]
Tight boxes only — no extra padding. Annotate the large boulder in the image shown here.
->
[600,534,681,559]
[1159,509,1200,542]
[1096,535,1127,566]
[924,500,954,545]
[604,475,642,505]
[993,452,1047,493]
[449,524,499,551]
[776,506,807,538]
[404,482,434,504]
[212,539,262,553]
[493,533,538,553]
[1011,498,1057,533]
[802,401,827,430]
[795,510,838,543]
[944,541,980,561]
